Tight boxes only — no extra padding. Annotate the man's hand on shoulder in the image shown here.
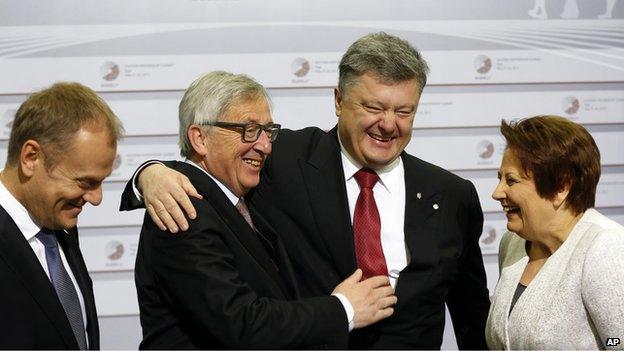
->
[333,269,397,329]
[137,163,202,233]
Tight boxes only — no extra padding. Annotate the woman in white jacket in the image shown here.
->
[486,115,624,350]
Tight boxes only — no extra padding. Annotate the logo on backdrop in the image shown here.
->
[113,154,122,171]
[474,55,492,74]
[480,226,498,245]
[562,96,580,115]
[101,61,120,81]
[291,57,310,78]
[477,140,495,159]
[3,108,16,128]
[106,240,125,261]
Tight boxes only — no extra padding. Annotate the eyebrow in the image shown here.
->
[77,176,104,184]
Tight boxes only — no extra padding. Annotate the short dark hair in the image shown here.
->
[7,82,124,168]
[501,115,601,214]
[338,32,429,96]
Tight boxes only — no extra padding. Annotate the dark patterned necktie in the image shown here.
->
[353,169,388,278]
[36,229,87,350]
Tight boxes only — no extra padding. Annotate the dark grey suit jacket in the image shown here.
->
[132,162,348,349]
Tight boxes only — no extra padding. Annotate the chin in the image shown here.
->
[58,217,78,230]
[507,224,522,235]
[365,155,397,168]
[241,182,260,194]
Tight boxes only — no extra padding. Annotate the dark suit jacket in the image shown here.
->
[248,127,490,349]
[132,162,348,349]
[0,206,99,350]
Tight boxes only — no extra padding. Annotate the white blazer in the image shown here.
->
[486,209,624,350]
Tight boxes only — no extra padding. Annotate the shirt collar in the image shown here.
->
[185,159,240,205]
[0,175,42,240]
[337,132,402,193]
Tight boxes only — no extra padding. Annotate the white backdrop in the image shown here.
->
[1,0,623,348]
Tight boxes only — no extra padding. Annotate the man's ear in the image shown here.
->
[188,125,208,156]
[19,140,43,177]
[334,87,343,117]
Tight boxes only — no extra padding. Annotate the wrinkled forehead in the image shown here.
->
[343,72,420,95]
[219,96,273,123]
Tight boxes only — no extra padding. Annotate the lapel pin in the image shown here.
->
[433,203,439,210]
[417,192,422,199]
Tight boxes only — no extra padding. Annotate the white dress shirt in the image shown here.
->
[338,138,408,288]
[0,178,89,345]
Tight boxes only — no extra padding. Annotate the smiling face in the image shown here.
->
[202,97,272,197]
[335,72,420,169]
[25,127,116,230]
[492,148,560,240]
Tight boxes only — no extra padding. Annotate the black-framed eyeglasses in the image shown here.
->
[200,121,281,143]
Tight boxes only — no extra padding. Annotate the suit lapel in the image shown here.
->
[298,128,356,278]
[177,162,290,298]
[402,154,442,272]
[0,208,79,349]
[55,228,99,349]
[251,212,297,298]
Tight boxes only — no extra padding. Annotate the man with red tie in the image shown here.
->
[0,82,124,349]
[122,32,490,349]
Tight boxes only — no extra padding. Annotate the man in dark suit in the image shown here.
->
[124,32,490,349]
[130,71,396,349]
[0,82,124,349]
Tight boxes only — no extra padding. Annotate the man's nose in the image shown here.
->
[84,185,103,206]
[253,130,272,154]
[378,111,397,131]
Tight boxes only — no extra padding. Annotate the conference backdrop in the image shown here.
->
[1,0,622,348]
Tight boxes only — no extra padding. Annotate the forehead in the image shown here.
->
[53,128,116,177]
[221,97,272,123]
[500,149,525,174]
[345,73,420,103]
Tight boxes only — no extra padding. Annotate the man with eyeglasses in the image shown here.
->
[131,71,397,349]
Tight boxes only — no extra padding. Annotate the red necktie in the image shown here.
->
[353,169,388,278]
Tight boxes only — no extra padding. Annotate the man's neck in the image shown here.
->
[0,166,45,229]
[185,157,241,205]
[0,166,24,206]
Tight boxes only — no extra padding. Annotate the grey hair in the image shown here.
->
[338,32,429,96]
[178,71,271,157]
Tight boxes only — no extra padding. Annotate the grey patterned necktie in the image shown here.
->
[235,198,255,229]
[235,198,278,269]
[36,229,87,350]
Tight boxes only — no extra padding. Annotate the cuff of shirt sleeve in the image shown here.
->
[332,292,355,332]
[131,160,165,203]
